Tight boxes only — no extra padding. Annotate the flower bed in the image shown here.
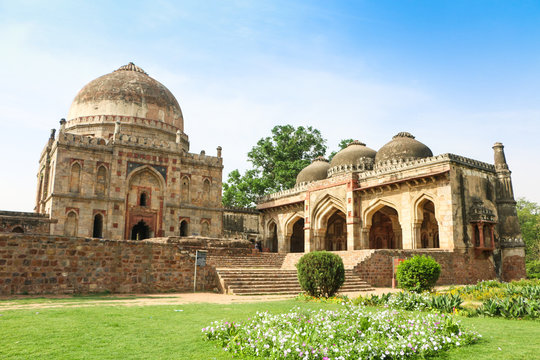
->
[202,306,481,359]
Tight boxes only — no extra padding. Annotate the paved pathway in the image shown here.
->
[0,288,402,310]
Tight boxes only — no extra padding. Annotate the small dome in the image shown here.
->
[375,132,433,165]
[67,62,183,133]
[296,157,330,185]
[330,140,377,168]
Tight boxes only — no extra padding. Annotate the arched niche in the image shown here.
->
[69,162,81,193]
[64,211,78,237]
[181,176,190,203]
[95,165,108,196]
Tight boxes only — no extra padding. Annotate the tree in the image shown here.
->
[223,125,327,207]
[516,198,540,263]
[328,138,354,161]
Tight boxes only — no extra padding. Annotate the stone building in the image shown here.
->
[257,134,525,278]
[34,63,223,240]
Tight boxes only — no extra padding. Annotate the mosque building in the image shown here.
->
[256,133,525,279]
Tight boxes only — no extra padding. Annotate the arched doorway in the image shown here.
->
[92,213,103,238]
[12,226,24,233]
[268,221,278,253]
[179,220,188,236]
[324,211,347,250]
[290,219,304,253]
[131,220,150,240]
[418,199,439,248]
[369,206,402,249]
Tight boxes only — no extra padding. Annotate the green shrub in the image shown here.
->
[296,251,345,298]
[396,255,441,293]
[526,260,540,279]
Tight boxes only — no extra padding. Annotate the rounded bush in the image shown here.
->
[396,255,441,293]
[296,251,345,298]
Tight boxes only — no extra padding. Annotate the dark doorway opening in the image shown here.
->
[290,219,305,253]
[93,213,103,238]
[269,222,278,253]
[324,211,347,251]
[12,226,24,233]
[131,220,150,240]
[180,220,188,237]
[140,192,148,207]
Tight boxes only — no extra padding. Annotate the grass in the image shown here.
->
[0,298,538,359]
[0,294,169,306]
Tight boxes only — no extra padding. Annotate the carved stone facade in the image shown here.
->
[257,134,526,280]
[34,63,223,240]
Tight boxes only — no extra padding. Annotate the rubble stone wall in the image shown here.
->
[0,234,251,296]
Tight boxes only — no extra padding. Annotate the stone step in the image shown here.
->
[217,266,373,295]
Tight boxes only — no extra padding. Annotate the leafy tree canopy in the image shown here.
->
[223,125,327,207]
[517,198,540,263]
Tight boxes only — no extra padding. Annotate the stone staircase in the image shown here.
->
[207,253,286,268]
[216,268,373,295]
[213,251,375,295]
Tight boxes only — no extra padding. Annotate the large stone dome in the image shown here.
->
[375,132,433,166]
[329,140,376,174]
[296,157,330,185]
[66,63,184,137]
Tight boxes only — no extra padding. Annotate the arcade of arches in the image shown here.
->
[262,194,443,253]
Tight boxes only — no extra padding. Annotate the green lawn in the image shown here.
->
[0,299,538,359]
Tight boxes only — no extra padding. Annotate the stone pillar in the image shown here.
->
[304,193,311,252]
[402,220,415,249]
[346,179,360,250]
[176,130,181,144]
[360,227,370,249]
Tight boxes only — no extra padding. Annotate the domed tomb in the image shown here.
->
[66,62,185,142]
[329,140,376,175]
[375,132,433,167]
[296,157,330,186]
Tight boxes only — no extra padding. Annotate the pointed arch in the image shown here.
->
[181,175,191,203]
[311,194,347,230]
[69,162,81,193]
[95,165,108,196]
[92,213,104,238]
[64,211,78,237]
[266,218,279,253]
[413,193,439,248]
[412,193,438,223]
[284,212,304,236]
[126,165,166,190]
[179,220,189,236]
[202,178,211,203]
[362,198,400,228]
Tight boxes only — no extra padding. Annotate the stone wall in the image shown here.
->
[353,249,498,287]
[0,211,55,234]
[0,234,251,296]
[222,208,260,241]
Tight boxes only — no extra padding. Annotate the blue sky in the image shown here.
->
[1,0,539,211]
